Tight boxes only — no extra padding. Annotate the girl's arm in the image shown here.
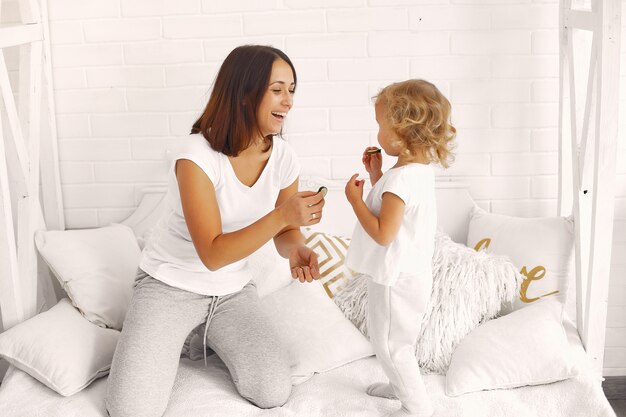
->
[346,174,405,246]
[362,147,383,186]
[369,170,383,186]
[177,159,323,271]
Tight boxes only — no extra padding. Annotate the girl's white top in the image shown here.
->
[140,135,300,296]
[346,163,436,286]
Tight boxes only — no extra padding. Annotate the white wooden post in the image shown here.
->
[17,39,44,321]
[558,0,621,376]
[39,0,64,231]
[0,101,25,329]
[0,0,63,330]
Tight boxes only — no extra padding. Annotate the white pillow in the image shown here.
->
[248,241,293,299]
[0,298,120,396]
[466,206,574,312]
[262,279,374,385]
[34,224,141,330]
[445,298,576,396]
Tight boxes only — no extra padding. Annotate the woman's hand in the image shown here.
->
[289,245,320,282]
[277,191,325,227]
[362,147,383,176]
[345,174,365,206]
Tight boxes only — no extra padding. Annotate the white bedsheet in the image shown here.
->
[0,320,615,417]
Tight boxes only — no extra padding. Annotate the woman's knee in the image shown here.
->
[105,396,135,417]
[236,370,292,408]
[105,373,171,417]
[105,395,168,417]
[104,397,127,417]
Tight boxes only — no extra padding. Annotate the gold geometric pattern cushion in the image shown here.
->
[302,228,355,298]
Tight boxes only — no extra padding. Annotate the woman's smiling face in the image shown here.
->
[257,59,295,138]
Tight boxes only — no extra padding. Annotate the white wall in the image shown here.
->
[1,0,624,376]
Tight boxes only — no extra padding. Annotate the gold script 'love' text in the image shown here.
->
[474,238,559,303]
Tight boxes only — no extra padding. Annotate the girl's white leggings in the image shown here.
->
[367,273,433,413]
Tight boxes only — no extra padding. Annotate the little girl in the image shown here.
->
[345,79,456,417]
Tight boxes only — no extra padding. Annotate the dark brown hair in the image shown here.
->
[191,45,297,156]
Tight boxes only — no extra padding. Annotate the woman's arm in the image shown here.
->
[273,179,324,282]
[177,159,323,271]
[273,179,305,258]
[345,175,404,246]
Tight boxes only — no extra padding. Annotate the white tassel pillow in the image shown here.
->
[334,230,521,374]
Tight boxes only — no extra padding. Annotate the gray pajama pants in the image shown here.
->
[105,271,291,417]
[367,273,433,413]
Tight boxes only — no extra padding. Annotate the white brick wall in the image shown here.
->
[1,0,625,376]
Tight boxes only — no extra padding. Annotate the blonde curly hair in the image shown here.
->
[375,79,456,168]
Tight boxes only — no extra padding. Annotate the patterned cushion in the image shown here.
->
[302,228,355,298]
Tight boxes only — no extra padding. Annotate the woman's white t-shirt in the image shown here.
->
[346,163,436,286]
[140,135,300,296]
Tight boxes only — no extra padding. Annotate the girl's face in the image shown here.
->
[257,59,295,138]
[374,102,403,156]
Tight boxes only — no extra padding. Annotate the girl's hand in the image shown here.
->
[289,245,320,282]
[345,174,365,206]
[362,147,383,176]
[277,191,325,227]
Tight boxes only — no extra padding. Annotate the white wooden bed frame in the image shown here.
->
[0,0,621,384]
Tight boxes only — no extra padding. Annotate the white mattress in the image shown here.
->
[0,319,615,417]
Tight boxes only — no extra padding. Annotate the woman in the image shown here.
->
[105,45,324,417]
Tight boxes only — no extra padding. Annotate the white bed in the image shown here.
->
[0,327,614,417]
[0,178,616,417]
